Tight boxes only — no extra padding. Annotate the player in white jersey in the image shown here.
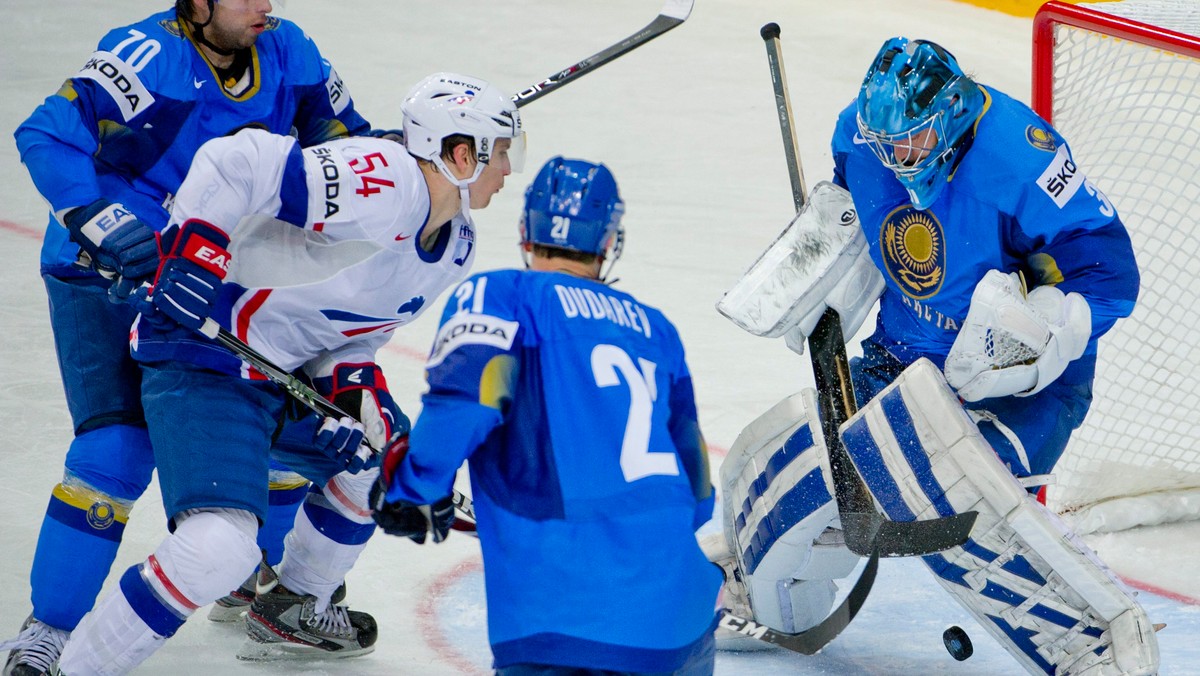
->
[55,72,525,673]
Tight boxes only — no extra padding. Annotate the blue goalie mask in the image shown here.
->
[520,156,626,280]
[856,37,985,210]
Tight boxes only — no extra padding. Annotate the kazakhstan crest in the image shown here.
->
[880,206,945,299]
[1025,125,1057,152]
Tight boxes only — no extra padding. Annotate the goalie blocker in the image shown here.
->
[843,359,1158,675]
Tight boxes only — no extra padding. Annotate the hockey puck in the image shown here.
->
[942,625,973,661]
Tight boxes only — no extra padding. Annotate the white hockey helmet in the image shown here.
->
[401,72,526,187]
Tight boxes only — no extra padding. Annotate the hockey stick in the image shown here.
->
[760,23,976,558]
[717,541,878,654]
[198,318,478,522]
[511,0,694,108]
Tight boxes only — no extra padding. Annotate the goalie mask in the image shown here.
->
[401,72,526,187]
[520,156,626,281]
[856,37,985,210]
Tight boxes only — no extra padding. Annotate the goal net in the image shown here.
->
[1032,0,1200,534]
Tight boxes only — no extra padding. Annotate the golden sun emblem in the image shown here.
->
[881,207,945,299]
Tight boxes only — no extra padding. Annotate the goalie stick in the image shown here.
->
[759,23,976,558]
[511,0,694,108]
[197,318,478,523]
[717,542,879,655]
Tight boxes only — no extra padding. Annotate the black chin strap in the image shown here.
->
[185,0,236,58]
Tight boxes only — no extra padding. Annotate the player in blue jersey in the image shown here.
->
[708,38,1151,672]
[372,157,722,675]
[4,1,370,672]
[835,37,1137,477]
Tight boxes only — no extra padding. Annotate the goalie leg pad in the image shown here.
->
[719,392,858,635]
[841,358,1159,675]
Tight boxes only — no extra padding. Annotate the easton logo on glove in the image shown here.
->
[180,235,231,277]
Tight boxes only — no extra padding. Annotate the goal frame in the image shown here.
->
[1033,0,1200,120]
[1030,0,1200,531]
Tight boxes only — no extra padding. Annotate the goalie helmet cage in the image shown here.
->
[1032,0,1200,535]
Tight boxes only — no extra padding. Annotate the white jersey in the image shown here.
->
[134,128,475,378]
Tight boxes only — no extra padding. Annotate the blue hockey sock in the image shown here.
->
[31,483,131,631]
[259,483,307,566]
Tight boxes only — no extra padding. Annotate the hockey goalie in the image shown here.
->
[711,180,1159,674]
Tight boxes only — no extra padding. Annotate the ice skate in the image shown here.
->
[209,572,347,623]
[238,563,376,661]
[207,572,257,622]
[1,615,67,676]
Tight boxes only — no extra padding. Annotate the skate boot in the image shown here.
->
[209,572,348,622]
[1,615,68,676]
[238,562,376,661]
[207,572,257,622]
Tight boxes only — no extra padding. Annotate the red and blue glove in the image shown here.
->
[368,436,455,544]
[313,363,411,474]
[136,219,231,331]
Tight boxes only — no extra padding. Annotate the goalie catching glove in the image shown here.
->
[944,270,1091,402]
[368,435,455,543]
[312,363,410,473]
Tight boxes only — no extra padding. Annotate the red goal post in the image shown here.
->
[1030,0,1200,535]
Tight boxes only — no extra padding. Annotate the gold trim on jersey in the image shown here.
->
[179,18,263,102]
[479,354,518,411]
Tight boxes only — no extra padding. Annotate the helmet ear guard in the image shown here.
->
[856,37,985,210]
[401,72,526,187]
[520,156,626,281]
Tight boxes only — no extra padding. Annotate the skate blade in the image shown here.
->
[714,628,779,653]
[235,638,374,662]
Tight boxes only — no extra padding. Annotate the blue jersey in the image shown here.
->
[15,9,370,277]
[389,269,720,671]
[832,85,1138,367]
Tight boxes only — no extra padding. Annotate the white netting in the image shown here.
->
[1040,0,1200,533]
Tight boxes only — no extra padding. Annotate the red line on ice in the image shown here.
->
[0,219,41,240]
[419,555,487,675]
[1121,575,1200,606]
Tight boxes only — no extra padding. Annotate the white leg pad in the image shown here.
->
[58,591,166,676]
[153,509,260,610]
[718,391,858,635]
[841,358,1159,675]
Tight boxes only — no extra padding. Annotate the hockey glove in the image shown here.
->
[312,363,410,473]
[372,494,456,544]
[368,436,454,543]
[945,271,1091,401]
[63,199,159,301]
[139,219,231,332]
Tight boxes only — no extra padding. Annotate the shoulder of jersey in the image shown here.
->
[960,86,1065,191]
